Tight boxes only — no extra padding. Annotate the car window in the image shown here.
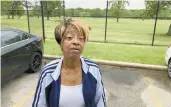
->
[21,33,29,40]
[1,30,21,47]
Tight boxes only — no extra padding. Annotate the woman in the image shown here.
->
[32,19,106,107]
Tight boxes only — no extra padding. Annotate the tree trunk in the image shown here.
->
[59,12,61,19]
[117,17,119,22]
[168,24,171,36]
[38,15,39,18]
[47,16,49,20]
[12,10,14,19]
[8,15,10,19]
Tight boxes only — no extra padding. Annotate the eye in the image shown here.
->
[66,36,73,40]
[79,36,84,40]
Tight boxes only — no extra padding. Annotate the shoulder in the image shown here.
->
[83,57,99,68]
[37,58,62,87]
[41,58,60,73]
[83,57,102,80]
[39,58,61,79]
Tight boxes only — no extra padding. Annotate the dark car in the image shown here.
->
[1,27,44,84]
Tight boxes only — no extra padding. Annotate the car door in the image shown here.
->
[1,30,22,83]
[17,32,32,69]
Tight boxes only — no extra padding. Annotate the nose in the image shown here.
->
[73,36,79,45]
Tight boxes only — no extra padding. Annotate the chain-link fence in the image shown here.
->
[1,0,171,46]
[1,0,44,39]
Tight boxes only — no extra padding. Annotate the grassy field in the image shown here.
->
[45,39,167,65]
[1,16,170,65]
[1,16,171,45]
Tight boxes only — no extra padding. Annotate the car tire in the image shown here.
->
[29,52,42,73]
[168,59,171,79]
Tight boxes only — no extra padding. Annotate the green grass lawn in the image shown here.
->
[1,16,170,65]
[1,16,171,45]
[45,39,168,65]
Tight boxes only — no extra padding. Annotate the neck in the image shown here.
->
[62,56,81,69]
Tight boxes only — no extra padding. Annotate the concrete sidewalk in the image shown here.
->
[43,55,168,71]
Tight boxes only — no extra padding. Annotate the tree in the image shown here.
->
[129,9,146,20]
[80,12,89,17]
[121,9,132,17]
[32,1,41,18]
[1,1,13,18]
[32,6,41,18]
[11,1,23,19]
[42,1,62,20]
[65,9,74,17]
[90,8,104,17]
[144,1,171,18]
[158,8,171,18]
[109,0,129,22]
[22,0,32,9]
[16,5,25,19]
[54,1,62,19]
[144,1,171,36]
[168,24,171,36]
[73,9,80,17]
[1,1,24,19]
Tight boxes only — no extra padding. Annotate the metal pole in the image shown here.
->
[46,1,48,20]
[26,0,30,33]
[152,1,160,46]
[104,0,109,42]
[63,0,66,22]
[41,1,45,43]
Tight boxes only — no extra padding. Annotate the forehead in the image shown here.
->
[67,26,79,33]
[65,26,83,36]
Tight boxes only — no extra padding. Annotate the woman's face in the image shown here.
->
[61,27,86,58]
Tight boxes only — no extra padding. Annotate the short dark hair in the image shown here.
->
[54,18,91,45]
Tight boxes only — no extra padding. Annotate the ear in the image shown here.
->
[60,44,63,51]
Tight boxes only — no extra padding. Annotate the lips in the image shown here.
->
[70,48,80,53]
[71,48,80,50]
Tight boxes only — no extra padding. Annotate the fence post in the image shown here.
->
[26,0,30,33]
[63,0,66,22]
[152,1,160,46]
[46,1,49,20]
[104,0,109,43]
[41,1,45,43]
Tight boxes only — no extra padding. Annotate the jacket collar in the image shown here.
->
[51,56,89,81]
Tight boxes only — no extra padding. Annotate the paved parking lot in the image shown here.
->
[2,59,171,107]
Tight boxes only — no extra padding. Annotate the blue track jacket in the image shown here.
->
[32,56,106,107]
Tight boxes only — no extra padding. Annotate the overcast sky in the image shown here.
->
[65,0,145,9]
